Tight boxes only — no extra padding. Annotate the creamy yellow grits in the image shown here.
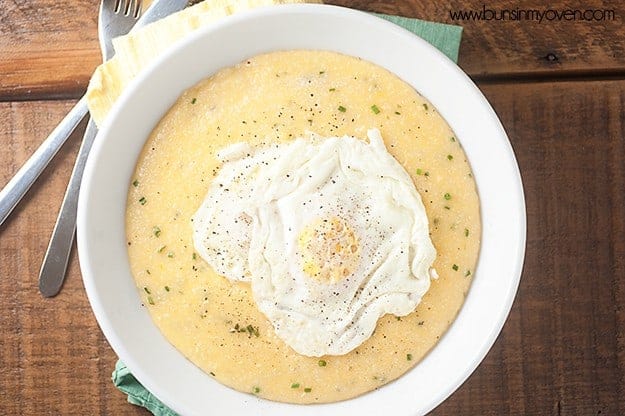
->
[126,50,480,404]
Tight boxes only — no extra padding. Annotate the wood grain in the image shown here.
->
[0,101,143,415]
[1,80,624,413]
[1,0,625,414]
[1,1,625,99]
[433,80,625,415]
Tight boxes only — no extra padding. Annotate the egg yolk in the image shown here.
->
[297,217,359,284]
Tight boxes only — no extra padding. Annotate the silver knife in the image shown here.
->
[0,0,189,229]
[34,0,189,297]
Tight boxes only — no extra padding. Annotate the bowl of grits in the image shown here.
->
[77,4,526,415]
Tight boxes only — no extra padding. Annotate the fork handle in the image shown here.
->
[39,118,98,297]
[0,96,88,227]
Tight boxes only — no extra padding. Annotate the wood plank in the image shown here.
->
[0,101,144,415]
[1,83,624,413]
[329,0,625,80]
[433,79,625,414]
[1,1,625,100]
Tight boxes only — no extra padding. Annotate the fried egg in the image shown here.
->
[192,129,436,356]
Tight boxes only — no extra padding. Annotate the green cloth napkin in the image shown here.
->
[112,13,462,416]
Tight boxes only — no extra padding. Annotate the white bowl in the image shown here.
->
[77,4,525,415]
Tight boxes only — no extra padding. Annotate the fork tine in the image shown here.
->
[122,0,142,18]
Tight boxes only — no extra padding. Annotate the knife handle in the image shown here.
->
[39,118,98,297]
[0,96,88,227]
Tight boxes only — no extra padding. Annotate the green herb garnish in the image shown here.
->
[132,179,139,187]
[338,105,346,112]
[452,264,459,271]
[444,193,452,200]
[447,154,453,160]
[465,270,472,277]
[144,287,151,294]
[291,383,300,389]
[304,387,312,393]
[191,98,197,104]
[318,360,327,367]
[164,286,170,292]
[152,226,161,237]
[139,196,147,205]
[167,252,174,258]
[371,104,380,114]
[464,228,470,237]
[416,168,423,175]
[147,296,155,305]
[423,103,429,111]
[407,353,413,361]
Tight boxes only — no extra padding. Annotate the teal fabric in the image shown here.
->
[113,361,179,416]
[375,13,463,62]
[112,13,462,416]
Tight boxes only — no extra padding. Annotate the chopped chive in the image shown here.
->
[147,296,155,305]
[152,226,161,237]
[253,386,260,394]
[164,286,170,292]
[319,71,325,74]
[406,353,413,361]
[465,270,472,277]
[167,251,174,258]
[371,104,380,114]
[338,105,346,112]
[418,321,424,325]
[146,269,151,275]
[291,383,300,389]
[447,154,453,160]
[191,98,197,104]
[143,287,151,294]
[139,196,147,205]
[464,228,470,237]
[452,264,459,271]
[246,324,260,337]
[157,245,166,253]
[395,111,401,115]
[423,103,429,111]
[444,206,450,210]
[132,179,139,187]
[318,359,327,367]
[451,136,456,142]
[329,88,336,92]
[192,253,197,260]
[444,193,452,200]
[304,387,312,393]
[209,371,215,377]
[424,171,430,177]
[416,168,423,175]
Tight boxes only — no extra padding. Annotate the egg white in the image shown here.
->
[193,129,436,356]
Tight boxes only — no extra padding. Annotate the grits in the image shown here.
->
[126,50,480,403]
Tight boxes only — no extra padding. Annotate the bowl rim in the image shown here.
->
[77,4,526,416]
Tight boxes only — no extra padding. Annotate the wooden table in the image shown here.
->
[1,1,624,414]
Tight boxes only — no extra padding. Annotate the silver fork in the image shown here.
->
[38,0,142,297]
